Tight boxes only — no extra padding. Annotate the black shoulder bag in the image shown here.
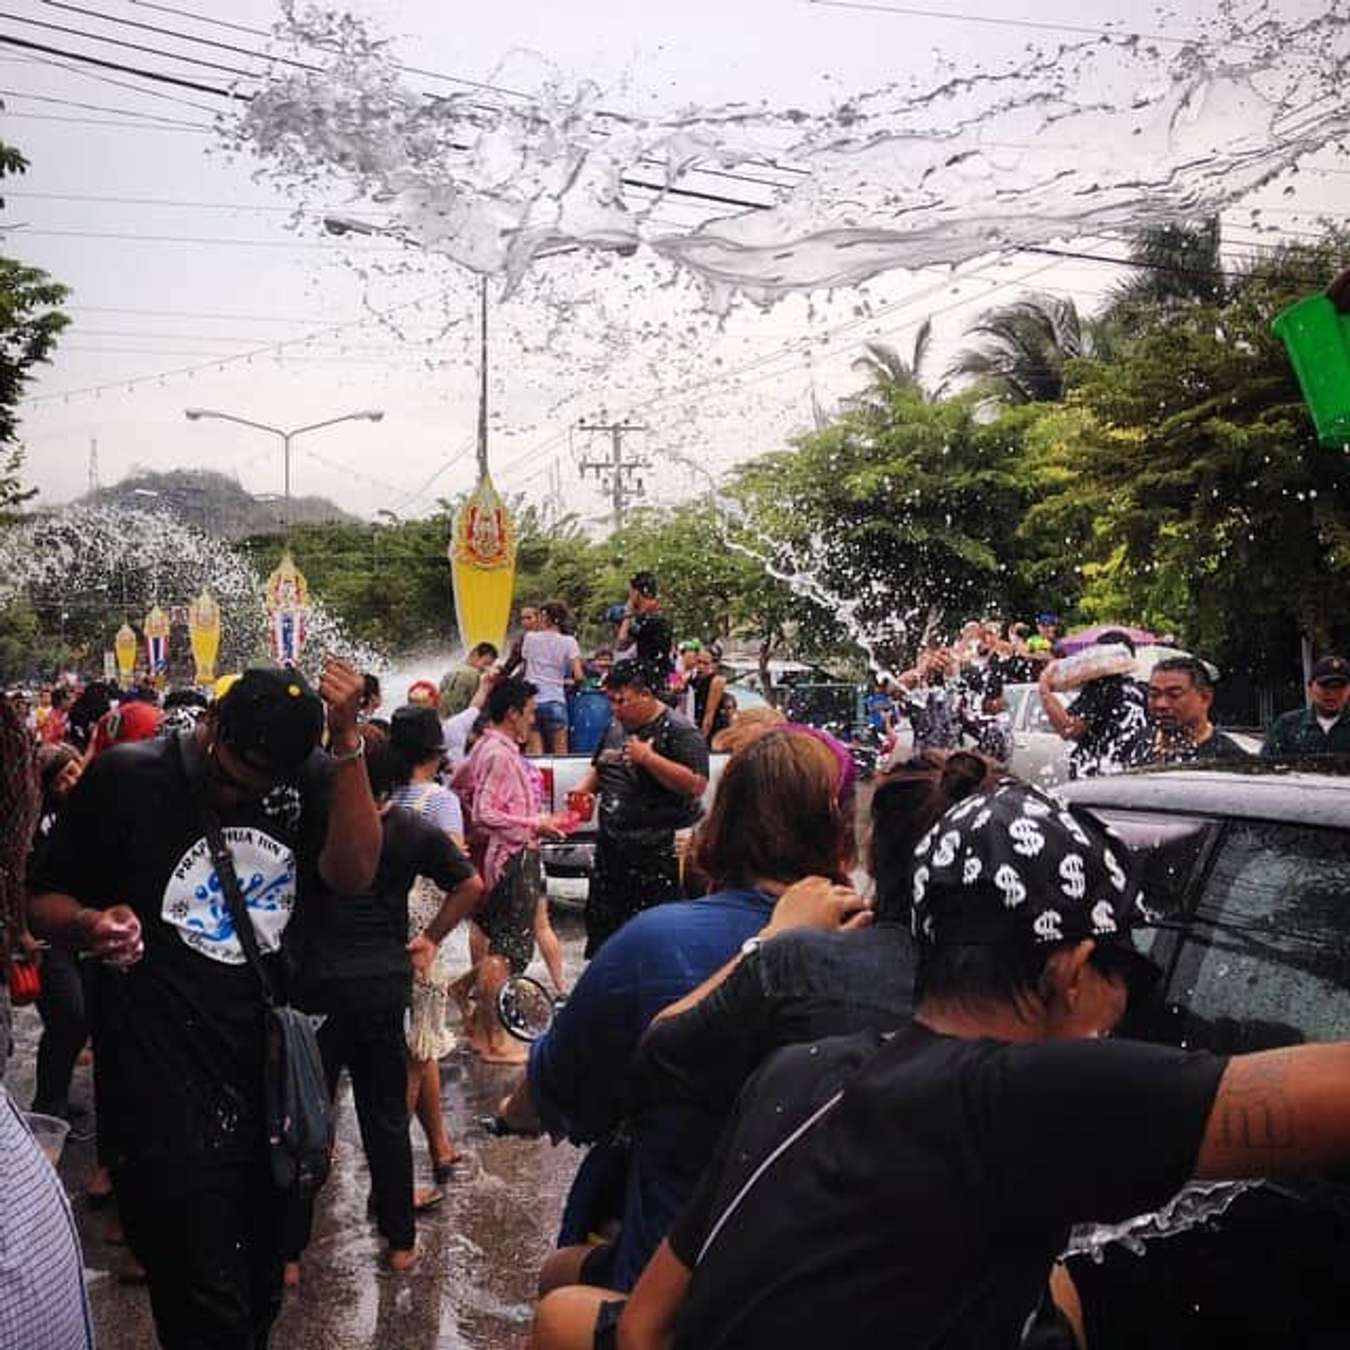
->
[180,737,333,1195]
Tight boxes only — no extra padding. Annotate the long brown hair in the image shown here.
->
[694,730,848,890]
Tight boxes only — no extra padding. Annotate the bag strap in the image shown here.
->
[175,733,277,1008]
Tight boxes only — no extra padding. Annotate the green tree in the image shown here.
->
[1023,234,1350,681]
[846,319,934,408]
[947,294,1108,405]
[1,137,70,449]
[1102,216,1225,324]
[730,391,1040,670]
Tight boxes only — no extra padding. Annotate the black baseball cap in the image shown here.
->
[911,778,1159,990]
[215,667,324,777]
[1310,655,1349,686]
[390,704,445,758]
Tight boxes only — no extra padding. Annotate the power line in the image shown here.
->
[0,111,206,129]
[0,87,207,125]
[0,33,242,99]
[577,421,650,530]
[1,44,223,112]
[804,0,1265,50]
[10,227,407,250]
[0,9,258,79]
[21,284,453,404]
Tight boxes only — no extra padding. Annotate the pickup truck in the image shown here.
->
[527,750,729,906]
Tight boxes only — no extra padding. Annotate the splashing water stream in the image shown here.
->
[231,2,1350,308]
[0,505,381,679]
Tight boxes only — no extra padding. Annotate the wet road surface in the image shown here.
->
[6,912,591,1350]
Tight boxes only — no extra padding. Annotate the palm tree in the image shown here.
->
[1103,216,1224,322]
[945,295,1100,404]
[847,317,933,408]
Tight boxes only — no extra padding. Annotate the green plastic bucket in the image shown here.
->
[1272,294,1350,448]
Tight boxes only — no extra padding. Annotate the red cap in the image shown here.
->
[93,701,163,755]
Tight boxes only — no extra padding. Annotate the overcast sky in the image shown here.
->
[4,0,1345,527]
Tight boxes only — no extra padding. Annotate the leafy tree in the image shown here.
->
[1024,234,1350,681]
[947,294,1109,405]
[1,138,70,449]
[729,391,1040,671]
[846,319,934,408]
[1102,216,1225,323]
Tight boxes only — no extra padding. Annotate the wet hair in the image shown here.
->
[50,687,70,710]
[868,750,996,925]
[1096,628,1137,657]
[1151,655,1212,692]
[540,599,572,632]
[629,570,659,599]
[487,677,538,724]
[361,673,381,706]
[694,730,848,890]
[470,641,499,661]
[603,660,652,695]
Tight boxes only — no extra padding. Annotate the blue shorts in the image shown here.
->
[535,699,569,733]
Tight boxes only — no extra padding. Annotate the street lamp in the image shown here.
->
[184,407,384,530]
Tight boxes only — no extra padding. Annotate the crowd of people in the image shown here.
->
[1,571,1347,1350]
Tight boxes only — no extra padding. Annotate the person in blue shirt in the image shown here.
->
[495,730,865,1310]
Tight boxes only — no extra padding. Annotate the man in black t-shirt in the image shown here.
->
[29,661,381,1350]
[614,780,1350,1350]
[572,661,709,957]
[1145,655,1249,765]
[616,572,674,700]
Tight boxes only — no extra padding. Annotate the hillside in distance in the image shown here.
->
[82,469,356,539]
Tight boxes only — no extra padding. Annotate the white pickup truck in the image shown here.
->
[527,750,730,906]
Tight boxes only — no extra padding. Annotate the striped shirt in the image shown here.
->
[0,1087,94,1350]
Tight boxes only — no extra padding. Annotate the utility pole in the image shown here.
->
[577,419,649,532]
[87,438,100,495]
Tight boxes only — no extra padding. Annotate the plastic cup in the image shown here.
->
[24,1112,70,1168]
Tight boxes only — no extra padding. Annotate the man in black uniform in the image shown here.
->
[616,572,674,700]
[574,661,708,958]
[29,661,381,1350]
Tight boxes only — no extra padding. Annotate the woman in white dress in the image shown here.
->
[387,706,468,1184]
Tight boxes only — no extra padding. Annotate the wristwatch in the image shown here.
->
[740,936,762,959]
[328,735,365,764]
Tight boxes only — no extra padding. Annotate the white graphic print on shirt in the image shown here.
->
[161,826,297,964]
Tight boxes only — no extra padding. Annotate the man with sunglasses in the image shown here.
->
[615,779,1350,1350]
[28,660,380,1350]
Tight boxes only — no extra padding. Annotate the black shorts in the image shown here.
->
[480,848,542,974]
[593,1297,627,1350]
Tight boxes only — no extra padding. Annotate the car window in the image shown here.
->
[1086,809,1214,954]
[1172,821,1350,1047]
[1020,687,1076,735]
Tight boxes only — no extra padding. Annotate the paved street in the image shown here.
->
[6,912,591,1350]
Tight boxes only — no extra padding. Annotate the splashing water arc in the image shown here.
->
[231,3,1350,307]
[0,506,381,682]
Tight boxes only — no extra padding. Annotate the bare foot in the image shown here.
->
[413,1186,444,1213]
[385,1246,417,1273]
[283,1261,302,1289]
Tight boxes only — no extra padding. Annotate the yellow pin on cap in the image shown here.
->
[288,683,302,697]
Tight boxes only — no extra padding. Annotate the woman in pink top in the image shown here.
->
[451,677,567,1062]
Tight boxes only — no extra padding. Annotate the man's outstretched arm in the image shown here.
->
[1195,1042,1350,1179]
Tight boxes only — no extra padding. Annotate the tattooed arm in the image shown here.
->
[1194,1044,1350,1179]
